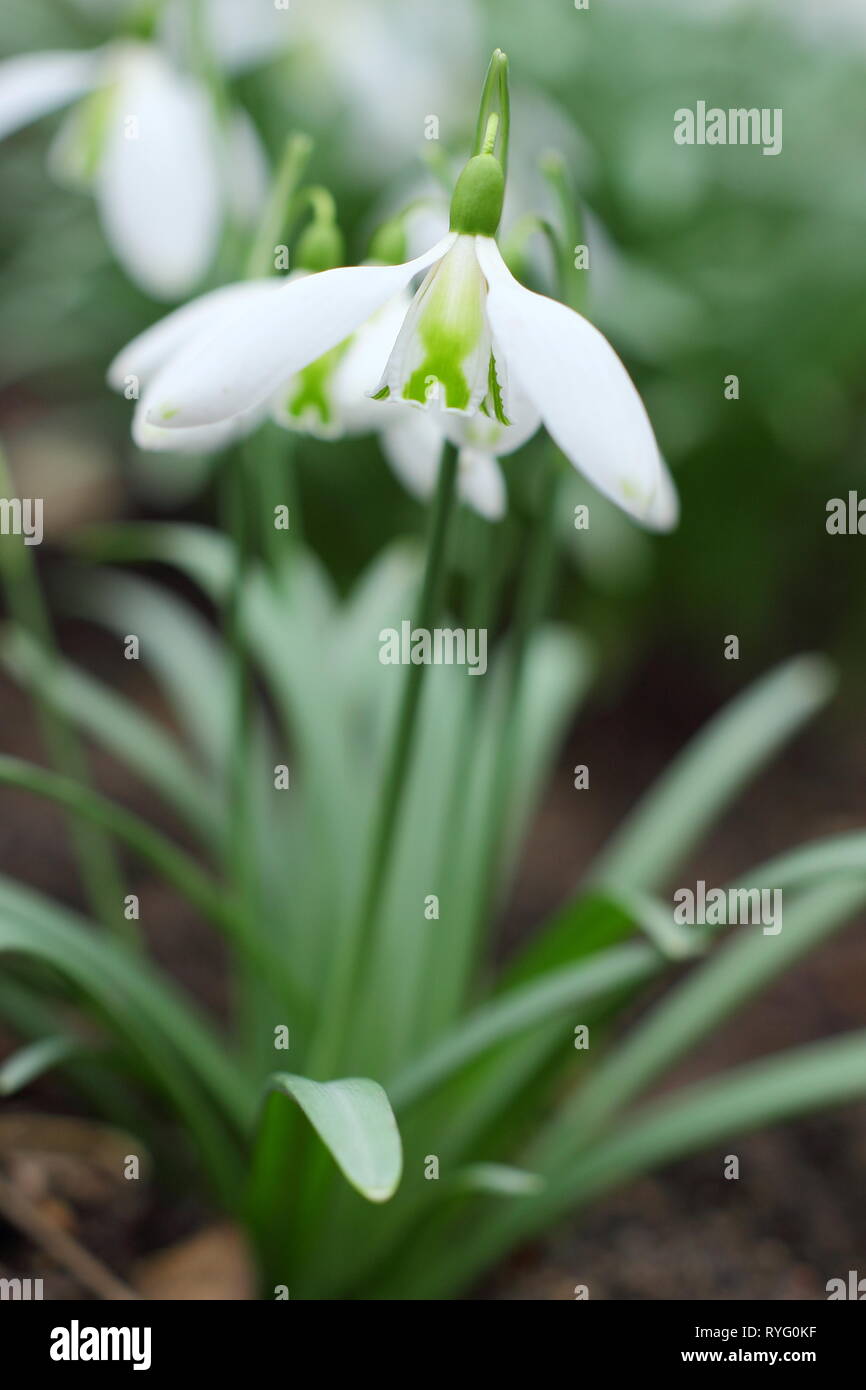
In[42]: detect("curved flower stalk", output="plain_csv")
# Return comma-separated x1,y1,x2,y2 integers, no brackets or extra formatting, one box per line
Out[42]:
126,53,677,530
0,39,264,299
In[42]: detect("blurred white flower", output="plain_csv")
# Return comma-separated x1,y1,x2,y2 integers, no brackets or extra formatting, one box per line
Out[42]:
0,40,266,299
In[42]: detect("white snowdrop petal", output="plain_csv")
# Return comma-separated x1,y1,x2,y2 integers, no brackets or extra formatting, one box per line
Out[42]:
224,106,269,225
0,50,99,140
439,377,541,459
379,407,445,502
145,233,457,429
333,291,413,434
97,48,222,300
476,235,664,527
645,456,680,533
107,279,280,392
458,448,507,521
132,397,267,454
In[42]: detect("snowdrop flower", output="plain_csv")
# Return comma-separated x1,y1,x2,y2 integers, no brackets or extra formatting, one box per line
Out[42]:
126,52,677,529
0,40,263,299
110,265,523,524
108,246,460,504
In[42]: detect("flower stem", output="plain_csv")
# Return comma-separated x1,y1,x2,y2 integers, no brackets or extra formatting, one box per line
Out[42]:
474,449,560,929
244,133,313,281
311,441,460,1079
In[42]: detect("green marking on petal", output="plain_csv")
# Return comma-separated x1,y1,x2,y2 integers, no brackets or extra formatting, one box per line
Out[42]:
285,340,349,430
160,406,178,421
401,241,486,411
372,385,391,401
404,363,470,411
487,354,510,426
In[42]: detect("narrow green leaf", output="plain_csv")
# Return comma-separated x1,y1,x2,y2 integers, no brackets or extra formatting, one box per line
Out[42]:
398,1030,866,1300
0,1035,80,1095
455,1163,544,1196
590,655,835,891
0,876,250,1200
1,626,219,844
389,941,656,1109
535,875,866,1166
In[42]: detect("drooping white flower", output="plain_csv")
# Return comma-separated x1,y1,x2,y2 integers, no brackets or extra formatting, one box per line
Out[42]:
0,40,264,299
108,271,492,511
136,216,675,527
119,46,677,529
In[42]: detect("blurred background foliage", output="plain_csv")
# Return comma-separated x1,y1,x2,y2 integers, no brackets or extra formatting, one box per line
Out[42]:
1,0,865,696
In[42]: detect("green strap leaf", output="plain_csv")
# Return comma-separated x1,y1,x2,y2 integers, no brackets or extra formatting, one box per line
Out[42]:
534,875,866,1168
455,1163,544,1197
399,1030,866,1301
0,1036,81,1096
389,941,655,1109
264,1074,403,1203
590,655,835,892
1,626,219,844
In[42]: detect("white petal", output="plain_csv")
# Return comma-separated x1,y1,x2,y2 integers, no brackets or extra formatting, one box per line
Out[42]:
476,236,664,527
145,233,457,429
379,407,444,502
132,397,267,454
0,50,99,140
645,456,680,533
224,106,269,226
457,448,507,521
96,46,222,299
107,278,279,392
439,378,540,459
333,291,413,434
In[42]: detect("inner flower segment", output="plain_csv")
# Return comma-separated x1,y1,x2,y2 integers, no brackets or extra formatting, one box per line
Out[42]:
377,235,493,415
277,339,350,437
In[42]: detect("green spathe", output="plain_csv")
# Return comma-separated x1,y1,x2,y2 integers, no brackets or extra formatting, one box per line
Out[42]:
450,153,505,237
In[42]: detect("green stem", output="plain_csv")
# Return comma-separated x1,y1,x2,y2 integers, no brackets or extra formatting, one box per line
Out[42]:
310,442,461,1080
244,133,313,281
0,449,129,940
475,451,560,929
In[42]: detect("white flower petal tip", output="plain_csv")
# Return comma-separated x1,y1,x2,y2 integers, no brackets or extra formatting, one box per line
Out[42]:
132,396,266,455
107,279,279,393
458,448,507,521
144,234,457,430
0,49,100,141
474,236,666,530
644,458,680,533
